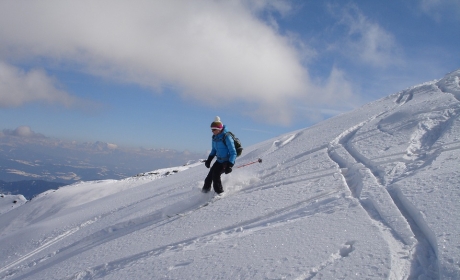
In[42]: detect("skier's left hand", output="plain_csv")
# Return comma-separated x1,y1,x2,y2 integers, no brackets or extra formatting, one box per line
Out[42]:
204,156,213,168
224,162,234,174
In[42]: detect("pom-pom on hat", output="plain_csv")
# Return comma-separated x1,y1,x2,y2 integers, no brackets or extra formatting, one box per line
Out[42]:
210,116,223,130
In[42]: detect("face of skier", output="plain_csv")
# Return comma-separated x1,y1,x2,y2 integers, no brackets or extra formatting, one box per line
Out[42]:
211,129,221,135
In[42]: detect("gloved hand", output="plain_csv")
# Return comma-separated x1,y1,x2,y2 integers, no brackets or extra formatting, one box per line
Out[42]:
224,162,234,174
205,156,214,168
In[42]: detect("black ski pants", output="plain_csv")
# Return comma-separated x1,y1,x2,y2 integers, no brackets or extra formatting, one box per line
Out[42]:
203,161,225,194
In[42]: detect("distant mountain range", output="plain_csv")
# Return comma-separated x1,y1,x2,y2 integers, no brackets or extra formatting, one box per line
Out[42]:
0,128,204,197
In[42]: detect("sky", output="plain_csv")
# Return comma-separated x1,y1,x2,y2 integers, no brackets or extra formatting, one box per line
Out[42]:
0,0,459,153
1,70,459,279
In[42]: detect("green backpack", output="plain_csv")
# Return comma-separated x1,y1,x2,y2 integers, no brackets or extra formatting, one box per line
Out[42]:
223,131,243,157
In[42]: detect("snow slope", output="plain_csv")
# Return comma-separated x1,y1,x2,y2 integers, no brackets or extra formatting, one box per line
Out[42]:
0,70,459,279
0,194,26,215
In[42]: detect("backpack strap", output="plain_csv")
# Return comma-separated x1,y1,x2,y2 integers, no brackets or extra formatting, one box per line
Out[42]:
222,132,228,148
212,133,229,144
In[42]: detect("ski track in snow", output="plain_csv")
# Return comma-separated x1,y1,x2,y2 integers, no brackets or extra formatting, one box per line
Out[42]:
333,78,460,278
0,227,79,276
0,179,207,279
65,187,344,279
0,192,212,279
326,105,441,279
295,241,356,280
321,77,459,279
327,118,413,279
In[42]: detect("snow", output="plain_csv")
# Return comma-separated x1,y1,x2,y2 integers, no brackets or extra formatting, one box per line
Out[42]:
0,70,459,279
0,194,26,215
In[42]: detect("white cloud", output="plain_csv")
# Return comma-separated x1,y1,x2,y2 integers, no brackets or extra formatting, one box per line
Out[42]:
0,62,77,108
14,126,34,137
0,0,357,124
316,67,356,105
419,0,460,21
334,4,402,68
296,67,359,121
3,126,45,138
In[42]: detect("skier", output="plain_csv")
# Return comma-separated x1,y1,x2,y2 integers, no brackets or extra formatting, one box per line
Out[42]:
202,116,237,194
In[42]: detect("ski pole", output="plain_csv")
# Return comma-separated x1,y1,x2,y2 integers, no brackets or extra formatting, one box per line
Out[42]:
236,158,262,168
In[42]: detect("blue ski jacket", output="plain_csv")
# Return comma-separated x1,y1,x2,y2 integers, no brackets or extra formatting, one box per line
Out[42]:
209,126,237,165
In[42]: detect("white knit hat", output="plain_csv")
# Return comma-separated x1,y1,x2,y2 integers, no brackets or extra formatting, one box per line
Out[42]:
210,116,223,130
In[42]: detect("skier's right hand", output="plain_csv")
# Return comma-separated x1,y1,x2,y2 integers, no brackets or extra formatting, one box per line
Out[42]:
204,156,213,168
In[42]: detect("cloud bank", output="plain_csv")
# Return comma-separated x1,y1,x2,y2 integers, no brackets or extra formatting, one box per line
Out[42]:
0,62,76,108
0,0,359,124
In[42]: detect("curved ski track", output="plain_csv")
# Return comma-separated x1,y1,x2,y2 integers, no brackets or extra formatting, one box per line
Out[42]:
326,110,440,279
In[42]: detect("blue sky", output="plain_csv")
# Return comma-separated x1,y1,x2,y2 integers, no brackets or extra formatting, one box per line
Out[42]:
0,0,459,154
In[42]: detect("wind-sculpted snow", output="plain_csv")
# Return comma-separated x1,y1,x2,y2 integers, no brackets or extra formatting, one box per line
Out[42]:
0,70,459,279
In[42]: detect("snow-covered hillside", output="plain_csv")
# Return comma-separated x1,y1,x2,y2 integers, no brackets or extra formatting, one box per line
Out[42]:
0,194,26,215
0,70,459,279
